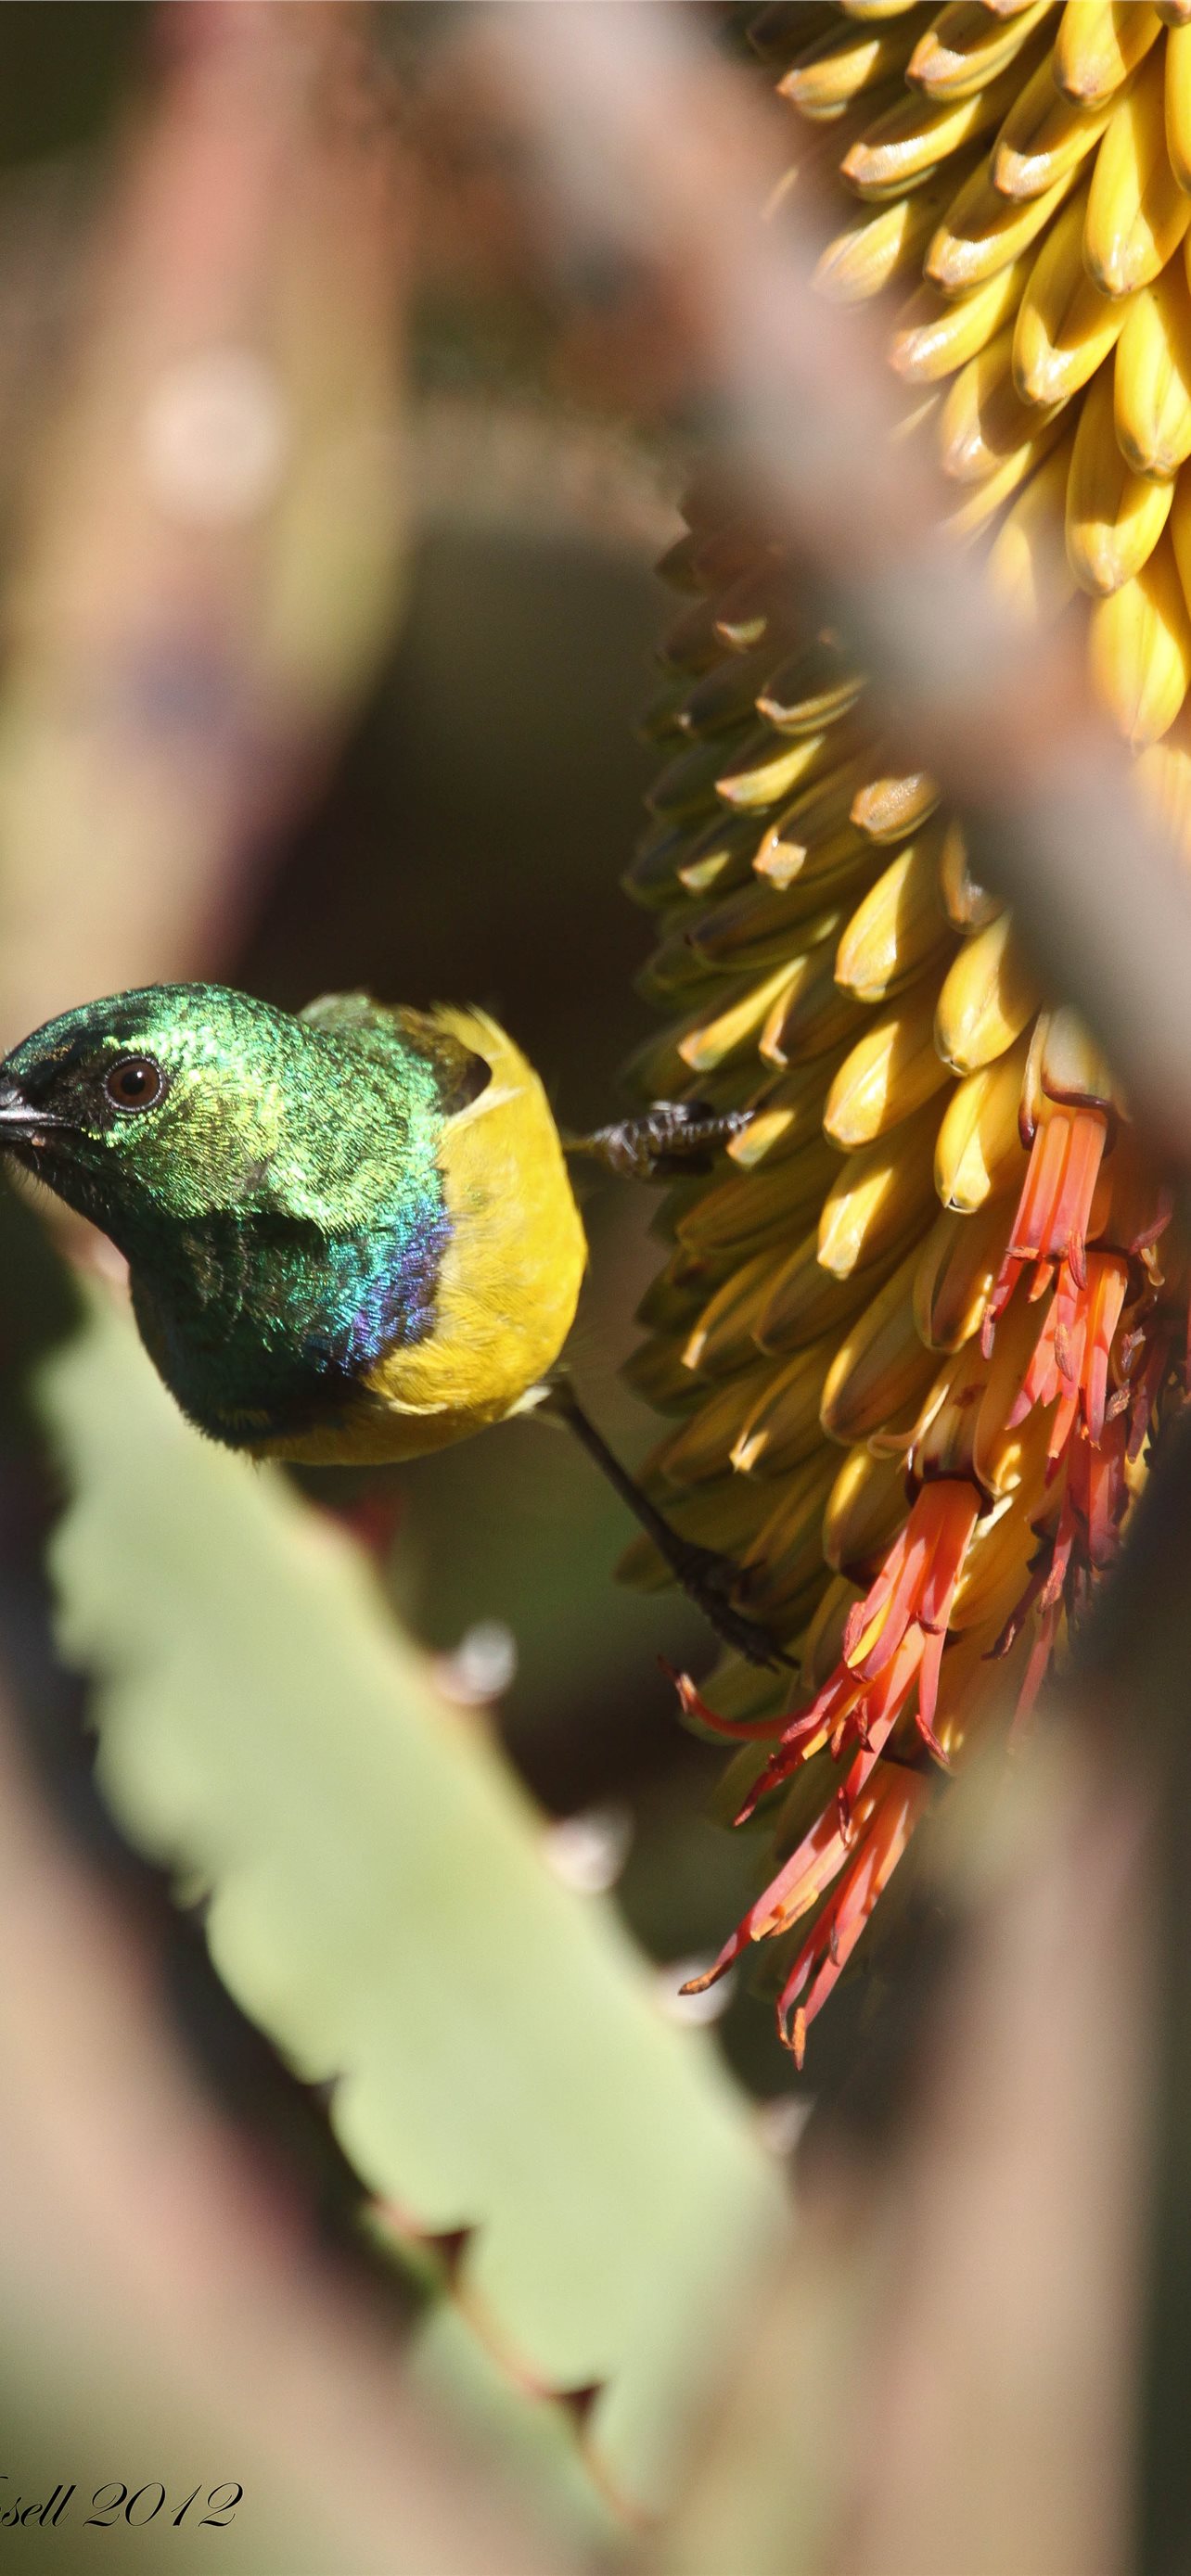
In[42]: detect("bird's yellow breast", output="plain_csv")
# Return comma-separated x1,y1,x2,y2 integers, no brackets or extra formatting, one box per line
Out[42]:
279,1008,587,1465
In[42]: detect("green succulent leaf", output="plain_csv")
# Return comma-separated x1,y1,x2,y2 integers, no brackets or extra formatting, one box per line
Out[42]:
37,1286,785,2517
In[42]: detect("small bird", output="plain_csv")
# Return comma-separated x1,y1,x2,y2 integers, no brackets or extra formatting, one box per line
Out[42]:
0,981,775,1661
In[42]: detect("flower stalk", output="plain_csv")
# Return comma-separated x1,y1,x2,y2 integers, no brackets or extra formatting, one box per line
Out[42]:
625,0,1191,2058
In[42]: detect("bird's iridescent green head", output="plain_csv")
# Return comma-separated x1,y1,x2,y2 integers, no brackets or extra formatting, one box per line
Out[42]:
0,983,431,1240
0,981,473,1447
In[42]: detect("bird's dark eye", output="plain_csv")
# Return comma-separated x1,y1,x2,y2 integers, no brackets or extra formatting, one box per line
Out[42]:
103,1055,166,1113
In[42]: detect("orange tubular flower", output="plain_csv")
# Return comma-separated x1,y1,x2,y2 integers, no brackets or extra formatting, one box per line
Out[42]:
624,0,1191,2061
775,1769,929,2070
685,1764,929,2070
982,1103,1111,1340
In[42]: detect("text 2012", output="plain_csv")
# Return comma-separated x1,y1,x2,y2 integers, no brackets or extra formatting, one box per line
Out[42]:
0,2480,242,2530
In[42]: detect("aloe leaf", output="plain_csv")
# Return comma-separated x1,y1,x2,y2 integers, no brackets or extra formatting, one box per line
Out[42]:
36,1288,785,2517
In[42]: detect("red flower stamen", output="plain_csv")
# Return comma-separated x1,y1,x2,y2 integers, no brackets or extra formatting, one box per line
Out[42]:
679,1777,891,1999
1068,1409,1131,1570
660,1660,788,1742
838,1623,928,1821
728,1480,977,1828
1008,1250,1130,1460
1129,1323,1174,1464
776,1767,930,2065
846,1479,980,1677
1008,1596,1063,1750
982,1106,1110,1355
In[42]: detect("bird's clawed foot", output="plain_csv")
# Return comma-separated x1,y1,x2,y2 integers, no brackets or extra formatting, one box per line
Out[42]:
545,1377,788,1666
669,1539,788,1669
565,1098,751,1182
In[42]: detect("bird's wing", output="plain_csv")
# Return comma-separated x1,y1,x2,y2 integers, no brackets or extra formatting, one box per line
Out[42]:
299,989,378,1037
299,990,491,1116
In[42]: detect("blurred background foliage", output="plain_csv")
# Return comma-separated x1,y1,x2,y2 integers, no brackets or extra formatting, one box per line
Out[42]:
38,1281,783,2523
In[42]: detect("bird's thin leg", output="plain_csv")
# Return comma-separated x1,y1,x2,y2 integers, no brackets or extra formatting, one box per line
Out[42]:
539,1379,788,1669
563,1099,752,1181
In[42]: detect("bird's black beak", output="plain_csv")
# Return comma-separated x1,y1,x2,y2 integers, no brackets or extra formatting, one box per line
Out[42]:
0,1078,69,1143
